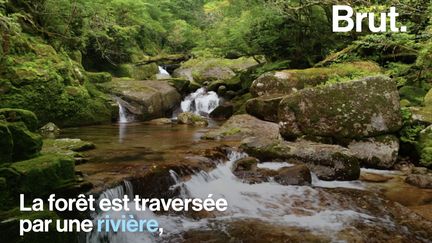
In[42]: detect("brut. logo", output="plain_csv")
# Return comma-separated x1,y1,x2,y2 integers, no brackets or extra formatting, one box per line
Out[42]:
332,5,407,33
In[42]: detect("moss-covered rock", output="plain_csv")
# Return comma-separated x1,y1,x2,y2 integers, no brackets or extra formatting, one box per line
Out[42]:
42,138,95,155
203,114,280,141
177,112,208,126
86,71,112,83
9,154,75,197
0,34,112,127
116,63,158,80
7,122,42,162
240,137,360,181
250,61,381,97
416,125,432,167
173,57,258,84
231,93,253,115
0,108,38,132
278,76,403,139
0,122,13,163
245,95,284,122
399,86,427,106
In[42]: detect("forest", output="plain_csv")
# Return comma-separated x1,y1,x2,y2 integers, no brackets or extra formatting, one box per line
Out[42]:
1,0,432,242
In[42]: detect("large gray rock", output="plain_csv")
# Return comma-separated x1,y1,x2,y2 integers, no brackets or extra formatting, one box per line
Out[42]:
348,135,399,169
203,114,280,141
278,76,403,139
250,61,381,97
98,79,181,121
241,137,360,181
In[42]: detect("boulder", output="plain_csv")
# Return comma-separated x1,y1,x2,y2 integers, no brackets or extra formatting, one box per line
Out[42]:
0,108,38,131
241,137,360,181
177,112,208,126
145,118,173,125
98,79,181,121
173,57,257,84
9,154,76,196
348,135,399,169
40,122,60,138
209,103,234,120
245,95,283,122
232,157,259,172
405,174,432,189
8,122,43,162
43,138,95,153
274,164,311,186
250,61,381,97
203,114,280,141
0,122,13,163
279,76,403,139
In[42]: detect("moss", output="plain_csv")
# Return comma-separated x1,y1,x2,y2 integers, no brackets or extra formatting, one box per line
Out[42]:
0,121,13,163
221,127,242,136
399,85,427,106
0,34,112,127
86,71,112,83
232,93,252,114
10,153,76,196
0,108,39,131
7,122,43,162
116,63,158,80
42,138,95,155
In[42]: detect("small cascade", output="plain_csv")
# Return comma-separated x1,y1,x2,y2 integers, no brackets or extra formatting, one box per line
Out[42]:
178,87,220,116
116,98,134,124
156,66,171,79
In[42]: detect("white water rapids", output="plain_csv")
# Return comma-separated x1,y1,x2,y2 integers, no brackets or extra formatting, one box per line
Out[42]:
179,88,220,116
84,151,393,243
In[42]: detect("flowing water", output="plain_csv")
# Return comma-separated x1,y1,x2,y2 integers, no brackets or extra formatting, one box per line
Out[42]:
59,120,432,242
156,66,172,80
179,88,220,116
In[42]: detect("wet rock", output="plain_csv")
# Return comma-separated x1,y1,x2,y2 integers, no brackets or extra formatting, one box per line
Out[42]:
245,95,284,122
203,114,280,140
232,157,259,172
360,172,392,183
411,167,429,175
274,164,311,186
250,61,381,97
177,112,208,126
241,137,360,181
98,79,181,121
217,85,227,95
145,118,172,125
209,103,234,120
348,135,399,169
405,174,432,189
279,75,403,139
42,138,95,154
39,122,60,138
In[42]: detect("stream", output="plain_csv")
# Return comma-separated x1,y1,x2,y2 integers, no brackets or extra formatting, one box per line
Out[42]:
56,88,432,243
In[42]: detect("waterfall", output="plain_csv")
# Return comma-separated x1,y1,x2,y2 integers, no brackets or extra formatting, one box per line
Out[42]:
156,66,171,79
116,99,134,124
179,87,220,116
